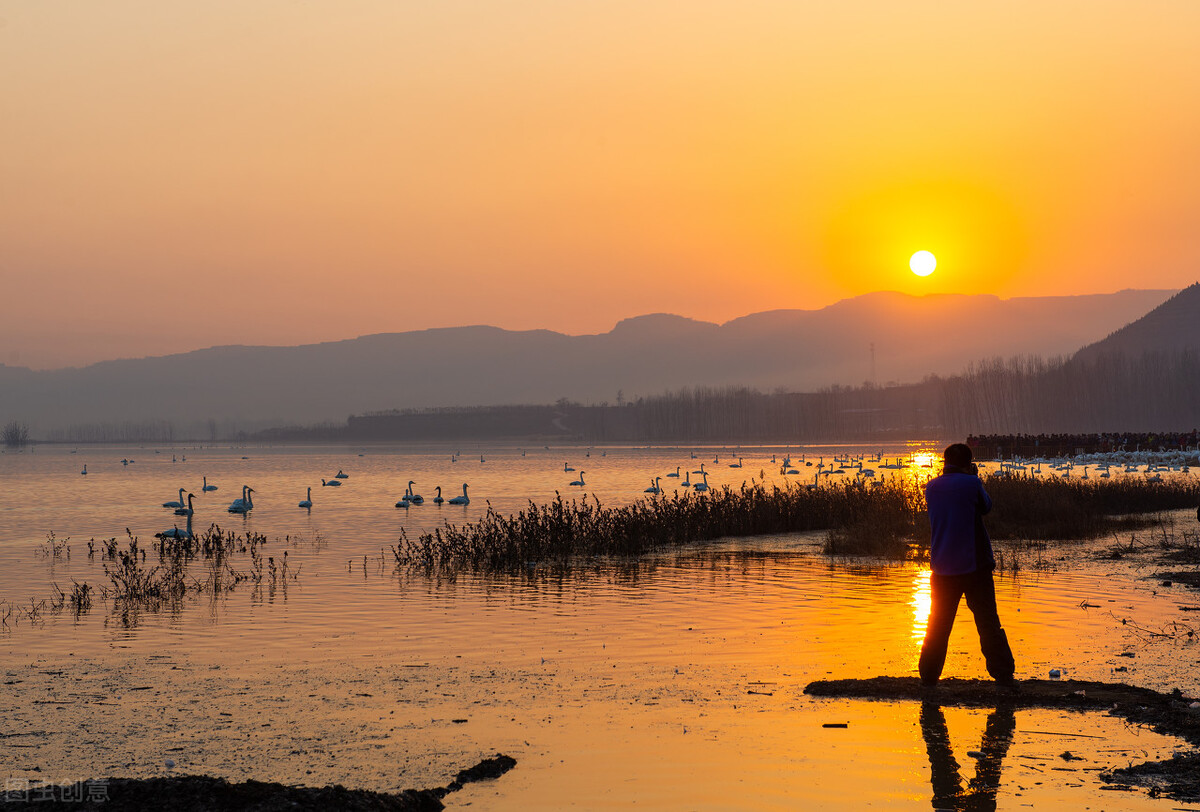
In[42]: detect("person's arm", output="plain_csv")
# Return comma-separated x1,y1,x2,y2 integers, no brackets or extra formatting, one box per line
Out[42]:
977,482,992,515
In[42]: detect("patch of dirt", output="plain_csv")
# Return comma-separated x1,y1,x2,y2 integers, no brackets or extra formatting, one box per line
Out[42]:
1154,571,1200,589
0,754,516,811
805,676,1200,801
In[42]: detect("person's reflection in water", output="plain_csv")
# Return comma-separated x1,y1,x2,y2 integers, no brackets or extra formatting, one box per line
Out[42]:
920,700,1017,811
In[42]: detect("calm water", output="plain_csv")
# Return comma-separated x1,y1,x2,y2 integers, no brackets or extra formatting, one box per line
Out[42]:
1,442,1197,809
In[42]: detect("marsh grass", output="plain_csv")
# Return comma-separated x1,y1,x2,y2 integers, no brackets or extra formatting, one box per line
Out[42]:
393,479,927,572
983,474,1200,540
393,474,1200,572
101,525,297,622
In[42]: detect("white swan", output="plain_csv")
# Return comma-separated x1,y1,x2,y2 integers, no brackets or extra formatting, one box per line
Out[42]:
81,464,87,475
564,462,575,472
162,488,186,509
394,496,410,508
692,463,706,474
299,487,313,509
644,477,662,494
156,510,193,540
569,471,585,487
728,458,743,468
666,466,680,478
322,478,342,487
406,481,424,504
202,477,218,492
228,486,254,513
693,471,710,492
174,492,196,517
448,483,470,505
335,469,349,479
433,486,444,505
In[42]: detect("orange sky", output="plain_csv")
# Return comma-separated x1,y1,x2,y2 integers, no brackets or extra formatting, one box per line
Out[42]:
2,1,1198,369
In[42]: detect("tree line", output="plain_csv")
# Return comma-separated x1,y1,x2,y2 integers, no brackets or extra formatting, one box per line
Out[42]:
7,349,1197,444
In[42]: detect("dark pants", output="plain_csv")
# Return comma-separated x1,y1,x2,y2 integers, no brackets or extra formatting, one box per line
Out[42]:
919,570,1015,684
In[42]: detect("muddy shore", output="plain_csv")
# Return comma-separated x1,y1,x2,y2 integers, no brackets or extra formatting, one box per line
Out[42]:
0,754,516,811
805,676,1200,801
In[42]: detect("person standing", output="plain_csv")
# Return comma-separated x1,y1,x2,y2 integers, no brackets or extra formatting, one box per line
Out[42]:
919,443,1016,690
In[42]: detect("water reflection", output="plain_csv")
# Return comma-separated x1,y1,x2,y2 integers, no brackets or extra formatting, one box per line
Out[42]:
911,567,932,642
920,701,1016,811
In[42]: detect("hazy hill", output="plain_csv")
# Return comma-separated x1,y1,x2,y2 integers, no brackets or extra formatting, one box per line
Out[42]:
1073,283,1200,362
0,289,1176,435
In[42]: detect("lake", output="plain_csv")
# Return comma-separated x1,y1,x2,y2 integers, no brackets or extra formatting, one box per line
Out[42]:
1,442,1196,809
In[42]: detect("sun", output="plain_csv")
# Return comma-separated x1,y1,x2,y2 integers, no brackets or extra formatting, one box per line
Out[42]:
909,250,936,277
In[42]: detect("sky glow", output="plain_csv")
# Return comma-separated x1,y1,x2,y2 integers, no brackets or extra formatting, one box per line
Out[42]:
1,2,1198,368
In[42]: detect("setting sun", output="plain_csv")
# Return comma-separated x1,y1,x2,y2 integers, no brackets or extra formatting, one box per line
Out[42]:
910,250,937,277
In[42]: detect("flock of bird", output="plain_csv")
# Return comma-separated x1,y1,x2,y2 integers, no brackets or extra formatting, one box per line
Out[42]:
151,469,472,540
113,446,1196,541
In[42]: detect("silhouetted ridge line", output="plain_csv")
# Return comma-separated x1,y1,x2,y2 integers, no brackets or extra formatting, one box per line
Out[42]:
1074,282,1200,362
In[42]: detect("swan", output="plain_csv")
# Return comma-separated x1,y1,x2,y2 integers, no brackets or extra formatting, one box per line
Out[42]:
681,472,691,487
564,462,575,472
156,511,193,540
174,492,196,517
162,488,186,509
569,471,585,487
433,486,444,505
394,496,410,508
299,487,313,509
81,464,87,475
202,477,218,492
227,485,249,511
228,486,254,513
692,463,706,474
406,481,424,504
644,477,662,494
693,471,710,492
728,458,743,468
666,466,680,478
448,483,470,505
335,469,349,479
322,478,342,487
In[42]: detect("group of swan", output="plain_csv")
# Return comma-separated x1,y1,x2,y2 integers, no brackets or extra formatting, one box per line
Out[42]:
228,486,255,513
396,481,469,507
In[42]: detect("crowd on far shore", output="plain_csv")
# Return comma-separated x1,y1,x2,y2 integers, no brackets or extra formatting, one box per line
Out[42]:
968,431,1200,458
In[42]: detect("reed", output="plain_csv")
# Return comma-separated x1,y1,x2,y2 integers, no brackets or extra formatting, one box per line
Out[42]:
102,525,294,618
983,473,1200,540
393,474,1200,572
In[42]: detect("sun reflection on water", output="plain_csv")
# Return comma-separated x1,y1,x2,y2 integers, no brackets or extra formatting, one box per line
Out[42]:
911,567,932,644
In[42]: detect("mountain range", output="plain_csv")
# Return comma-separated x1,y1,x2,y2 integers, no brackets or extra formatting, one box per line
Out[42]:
0,289,1180,435
1073,282,1200,362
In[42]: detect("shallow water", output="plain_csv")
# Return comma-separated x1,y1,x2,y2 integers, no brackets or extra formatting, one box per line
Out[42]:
1,443,1198,809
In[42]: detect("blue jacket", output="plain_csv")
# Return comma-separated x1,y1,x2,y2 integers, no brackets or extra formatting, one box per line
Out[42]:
925,467,994,576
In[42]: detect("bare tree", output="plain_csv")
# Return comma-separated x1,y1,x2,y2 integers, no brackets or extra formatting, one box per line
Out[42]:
2,421,30,448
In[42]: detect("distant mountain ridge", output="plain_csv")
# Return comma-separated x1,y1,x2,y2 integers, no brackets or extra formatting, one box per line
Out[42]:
1073,282,1200,362
0,289,1178,435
